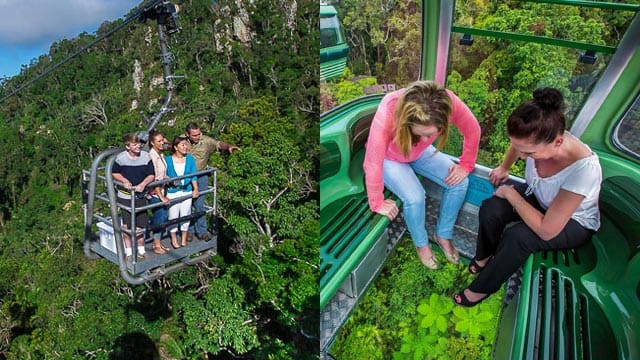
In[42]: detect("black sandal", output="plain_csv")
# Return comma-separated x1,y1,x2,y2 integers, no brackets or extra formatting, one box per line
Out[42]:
453,289,488,307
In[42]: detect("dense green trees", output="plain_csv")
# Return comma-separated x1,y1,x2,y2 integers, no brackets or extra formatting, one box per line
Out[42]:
445,1,617,169
338,0,421,84
328,0,635,172
0,0,318,358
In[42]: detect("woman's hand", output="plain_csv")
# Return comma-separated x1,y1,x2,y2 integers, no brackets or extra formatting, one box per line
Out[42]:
160,197,170,205
376,199,399,220
192,188,199,199
444,164,469,186
489,166,510,186
494,184,518,201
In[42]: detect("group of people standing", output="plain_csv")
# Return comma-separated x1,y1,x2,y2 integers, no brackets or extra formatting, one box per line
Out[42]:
111,123,241,259
363,80,602,307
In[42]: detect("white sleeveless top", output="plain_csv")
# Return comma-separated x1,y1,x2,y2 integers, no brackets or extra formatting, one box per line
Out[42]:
524,150,602,231
167,161,190,199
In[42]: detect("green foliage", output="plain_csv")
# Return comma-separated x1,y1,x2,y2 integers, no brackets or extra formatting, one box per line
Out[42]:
0,0,318,358
223,97,318,246
418,294,455,334
330,72,378,105
331,324,385,360
445,336,493,360
452,302,496,339
174,275,259,356
384,0,422,86
320,81,337,113
339,0,390,75
394,284,499,360
332,239,503,360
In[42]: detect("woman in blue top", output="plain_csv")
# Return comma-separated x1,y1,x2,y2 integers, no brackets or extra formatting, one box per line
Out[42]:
165,136,199,248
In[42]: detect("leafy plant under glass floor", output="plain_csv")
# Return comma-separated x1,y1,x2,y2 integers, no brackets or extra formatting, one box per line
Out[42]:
329,235,504,360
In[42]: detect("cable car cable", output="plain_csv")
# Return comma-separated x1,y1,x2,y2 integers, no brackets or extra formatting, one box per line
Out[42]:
0,0,164,105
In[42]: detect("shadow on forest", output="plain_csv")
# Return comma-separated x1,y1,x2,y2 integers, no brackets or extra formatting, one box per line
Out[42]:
126,283,173,322
298,294,320,347
255,293,320,356
110,332,159,360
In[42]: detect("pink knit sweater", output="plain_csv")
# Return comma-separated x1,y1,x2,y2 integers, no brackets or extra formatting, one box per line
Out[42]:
363,88,481,212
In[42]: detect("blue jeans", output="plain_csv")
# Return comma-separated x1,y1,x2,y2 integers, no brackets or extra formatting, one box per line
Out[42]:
149,196,168,240
189,175,209,236
383,145,468,247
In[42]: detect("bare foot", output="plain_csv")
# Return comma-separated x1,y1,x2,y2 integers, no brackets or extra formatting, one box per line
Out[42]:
475,256,492,267
463,288,487,303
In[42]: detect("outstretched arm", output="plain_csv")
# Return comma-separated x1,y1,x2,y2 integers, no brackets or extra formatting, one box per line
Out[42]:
363,113,394,212
448,90,481,175
446,90,480,186
220,141,242,153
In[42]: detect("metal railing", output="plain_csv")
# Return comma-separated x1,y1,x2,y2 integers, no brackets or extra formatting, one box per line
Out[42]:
82,147,218,284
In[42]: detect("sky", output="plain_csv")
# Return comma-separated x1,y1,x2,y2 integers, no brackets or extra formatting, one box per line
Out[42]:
0,0,141,79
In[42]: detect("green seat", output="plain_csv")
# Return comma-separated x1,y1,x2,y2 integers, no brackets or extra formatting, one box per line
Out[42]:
497,244,614,360
319,190,397,309
580,176,640,359
320,103,387,309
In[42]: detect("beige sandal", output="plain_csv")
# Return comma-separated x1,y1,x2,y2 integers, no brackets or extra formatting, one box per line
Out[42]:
152,245,168,255
421,255,439,270
417,246,439,270
434,236,460,265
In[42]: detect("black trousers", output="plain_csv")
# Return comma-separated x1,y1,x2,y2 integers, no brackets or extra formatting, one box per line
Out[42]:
469,183,594,294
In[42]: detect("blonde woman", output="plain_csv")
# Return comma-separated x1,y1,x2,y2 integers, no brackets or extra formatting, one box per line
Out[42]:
363,80,481,269
148,130,171,254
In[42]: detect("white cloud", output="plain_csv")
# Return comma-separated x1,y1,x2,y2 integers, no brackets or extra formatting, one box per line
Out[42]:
0,0,140,46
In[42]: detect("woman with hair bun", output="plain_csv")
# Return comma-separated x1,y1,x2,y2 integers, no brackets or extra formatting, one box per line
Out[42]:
454,88,602,307
363,80,481,269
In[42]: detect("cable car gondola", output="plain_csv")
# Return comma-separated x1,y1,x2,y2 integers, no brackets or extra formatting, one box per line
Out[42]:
82,0,219,285
320,1,349,81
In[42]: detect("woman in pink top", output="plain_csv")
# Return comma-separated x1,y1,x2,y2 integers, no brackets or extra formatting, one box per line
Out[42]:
363,80,481,269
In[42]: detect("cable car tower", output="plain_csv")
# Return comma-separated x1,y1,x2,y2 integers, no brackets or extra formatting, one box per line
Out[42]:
82,1,218,284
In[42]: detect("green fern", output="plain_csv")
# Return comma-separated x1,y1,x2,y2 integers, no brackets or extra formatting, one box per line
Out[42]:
417,293,455,334
451,294,502,341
